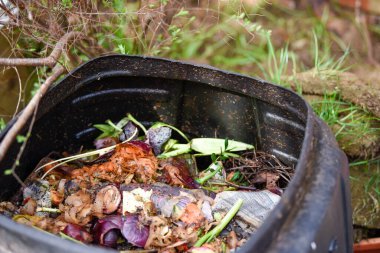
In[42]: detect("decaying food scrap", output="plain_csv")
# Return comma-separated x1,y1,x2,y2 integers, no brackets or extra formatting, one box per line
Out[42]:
0,115,294,252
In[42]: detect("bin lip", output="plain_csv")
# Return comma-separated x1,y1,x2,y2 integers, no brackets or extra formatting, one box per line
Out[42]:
0,215,117,253
0,55,333,251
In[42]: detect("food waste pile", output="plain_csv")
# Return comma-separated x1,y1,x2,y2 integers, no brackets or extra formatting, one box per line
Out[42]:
0,114,294,253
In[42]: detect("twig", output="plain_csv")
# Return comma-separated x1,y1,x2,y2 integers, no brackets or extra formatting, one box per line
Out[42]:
0,31,81,67
0,31,81,169
12,66,22,118
224,180,257,191
0,1,18,23
0,64,65,164
8,101,37,188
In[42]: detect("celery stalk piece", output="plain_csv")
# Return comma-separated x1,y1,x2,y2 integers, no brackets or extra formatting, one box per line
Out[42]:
194,199,243,247
196,161,223,185
190,138,254,155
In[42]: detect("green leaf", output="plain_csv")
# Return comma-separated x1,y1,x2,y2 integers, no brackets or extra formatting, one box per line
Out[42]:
163,139,179,152
190,138,254,155
93,117,128,139
173,8,189,18
0,118,6,131
224,139,229,150
93,124,114,133
97,132,111,140
211,153,217,163
366,175,378,193
118,44,126,54
157,144,191,159
61,0,72,8
16,135,27,143
4,169,12,175
116,117,129,129
222,152,240,158
105,120,123,132
127,114,147,134
231,171,241,182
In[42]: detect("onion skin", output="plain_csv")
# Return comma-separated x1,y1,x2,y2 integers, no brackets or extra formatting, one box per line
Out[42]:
94,185,121,215
146,127,172,155
93,215,149,248
119,122,139,142
121,214,149,248
129,141,152,154
64,180,81,196
94,137,118,149
63,223,93,243
102,229,119,248
93,215,123,247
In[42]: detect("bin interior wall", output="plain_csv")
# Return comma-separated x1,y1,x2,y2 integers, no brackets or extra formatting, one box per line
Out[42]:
0,75,305,201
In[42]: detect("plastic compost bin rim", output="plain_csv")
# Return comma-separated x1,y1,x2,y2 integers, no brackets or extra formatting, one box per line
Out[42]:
0,55,343,253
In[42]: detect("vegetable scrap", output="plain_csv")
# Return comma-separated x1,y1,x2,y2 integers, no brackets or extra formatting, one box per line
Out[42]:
0,114,294,252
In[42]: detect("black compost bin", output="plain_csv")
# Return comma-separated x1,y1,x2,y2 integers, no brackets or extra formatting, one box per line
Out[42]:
0,55,352,253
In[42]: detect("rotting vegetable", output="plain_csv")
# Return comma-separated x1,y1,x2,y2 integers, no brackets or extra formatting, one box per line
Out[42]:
0,114,294,252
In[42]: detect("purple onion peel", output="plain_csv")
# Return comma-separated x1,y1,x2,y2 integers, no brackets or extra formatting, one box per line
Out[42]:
93,215,123,247
121,215,149,248
63,224,92,243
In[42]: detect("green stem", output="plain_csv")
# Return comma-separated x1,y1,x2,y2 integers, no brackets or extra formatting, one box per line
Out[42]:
196,161,223,185
194,199,243,247
127,113,147,134
106,119,123,132
157,145,192,159
116,117,130,129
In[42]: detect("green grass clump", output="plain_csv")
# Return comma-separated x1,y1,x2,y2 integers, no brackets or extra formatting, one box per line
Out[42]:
0,118,6,132
312,92,380,149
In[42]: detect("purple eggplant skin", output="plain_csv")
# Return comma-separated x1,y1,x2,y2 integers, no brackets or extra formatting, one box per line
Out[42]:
121,214,149,248
146,127,172,155
119,122,139,142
